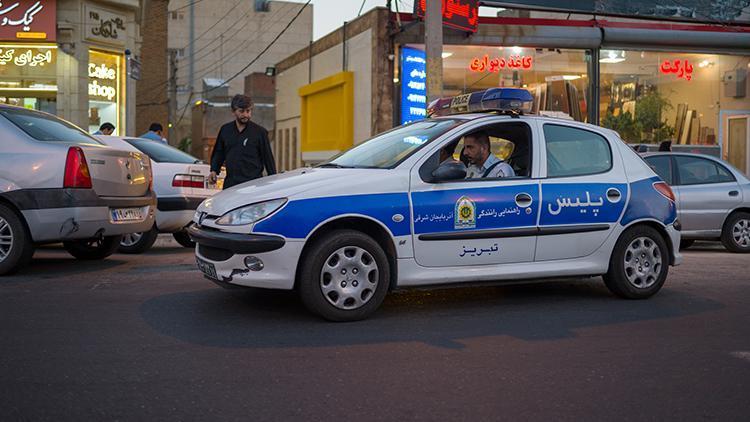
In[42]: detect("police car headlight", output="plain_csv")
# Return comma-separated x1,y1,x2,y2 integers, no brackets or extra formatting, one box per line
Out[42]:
215,199,287,226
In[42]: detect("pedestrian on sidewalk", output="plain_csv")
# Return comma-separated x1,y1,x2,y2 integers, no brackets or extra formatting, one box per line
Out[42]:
209,94,276,189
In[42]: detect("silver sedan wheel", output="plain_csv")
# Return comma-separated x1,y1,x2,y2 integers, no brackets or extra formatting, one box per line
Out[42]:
121,232,143,247
0,216,12,263
320,246,379,310
732,218,750,248
623,236,662,289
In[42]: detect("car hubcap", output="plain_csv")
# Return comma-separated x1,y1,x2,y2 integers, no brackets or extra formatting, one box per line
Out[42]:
320,246,379,310
121,232,143,247
0,216,13,263
623,236,662,289
732,219,750,248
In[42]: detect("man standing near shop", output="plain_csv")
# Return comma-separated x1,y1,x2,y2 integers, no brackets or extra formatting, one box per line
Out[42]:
209,94,276,189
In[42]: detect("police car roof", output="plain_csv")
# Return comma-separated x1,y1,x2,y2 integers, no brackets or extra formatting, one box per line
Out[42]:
430,113,621,138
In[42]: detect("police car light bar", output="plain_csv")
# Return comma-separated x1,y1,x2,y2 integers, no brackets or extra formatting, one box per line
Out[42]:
427,88,534,118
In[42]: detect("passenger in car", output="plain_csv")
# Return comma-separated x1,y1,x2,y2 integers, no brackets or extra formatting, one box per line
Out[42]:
439,140,464,168
463,131,515,179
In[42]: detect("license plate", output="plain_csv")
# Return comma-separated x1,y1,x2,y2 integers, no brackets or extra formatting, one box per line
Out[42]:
111,208,144,222
196,257,218,280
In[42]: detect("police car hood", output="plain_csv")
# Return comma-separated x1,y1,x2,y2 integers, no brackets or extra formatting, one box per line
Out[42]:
198,167,404,216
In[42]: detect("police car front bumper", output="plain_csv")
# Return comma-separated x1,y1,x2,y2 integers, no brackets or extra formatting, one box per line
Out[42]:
666,222,682,266
189,225,302,289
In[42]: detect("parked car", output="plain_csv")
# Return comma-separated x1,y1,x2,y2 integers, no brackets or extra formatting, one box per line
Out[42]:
95,136,220,253
189,88,682,321
643,152,750,252
0,105,155,275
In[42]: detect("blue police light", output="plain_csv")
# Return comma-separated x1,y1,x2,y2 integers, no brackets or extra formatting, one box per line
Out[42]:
427,88,534,117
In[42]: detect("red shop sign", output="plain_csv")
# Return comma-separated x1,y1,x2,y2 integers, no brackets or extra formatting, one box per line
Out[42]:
659,59,693,81
0,1,57,42
414,0,479,33
469,55,533,73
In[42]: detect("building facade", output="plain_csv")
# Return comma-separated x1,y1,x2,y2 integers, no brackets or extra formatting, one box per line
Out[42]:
274,7,750,176
167,0,313,145
0,0,144,136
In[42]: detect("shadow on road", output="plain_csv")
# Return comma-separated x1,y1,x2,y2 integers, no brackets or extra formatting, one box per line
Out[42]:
139,279,723,349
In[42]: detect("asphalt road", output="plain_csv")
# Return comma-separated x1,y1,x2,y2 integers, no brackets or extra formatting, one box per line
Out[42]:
1,238,749,421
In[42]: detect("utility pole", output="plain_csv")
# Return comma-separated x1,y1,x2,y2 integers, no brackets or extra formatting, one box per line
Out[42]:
425,0,443,103
168,49,178,145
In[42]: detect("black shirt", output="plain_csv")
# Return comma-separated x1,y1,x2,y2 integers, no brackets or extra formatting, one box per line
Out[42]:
210,120,277,189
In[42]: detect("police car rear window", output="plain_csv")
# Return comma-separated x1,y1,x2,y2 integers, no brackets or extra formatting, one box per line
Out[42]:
325,119,462,169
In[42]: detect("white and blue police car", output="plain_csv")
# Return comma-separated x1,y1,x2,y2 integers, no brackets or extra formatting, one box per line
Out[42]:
189,88,682,321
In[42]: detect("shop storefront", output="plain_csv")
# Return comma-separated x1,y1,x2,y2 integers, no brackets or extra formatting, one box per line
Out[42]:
0,1,139,135
395,16,750,174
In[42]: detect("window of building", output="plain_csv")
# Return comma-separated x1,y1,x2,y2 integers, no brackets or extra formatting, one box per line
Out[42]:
599,50,750,148
403,44,590,123
543,124,612,177
0,44,58,113
88,49,124,135
674,155,735,185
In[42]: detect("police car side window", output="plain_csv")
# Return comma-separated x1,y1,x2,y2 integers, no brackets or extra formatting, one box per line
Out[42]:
544,124,612,178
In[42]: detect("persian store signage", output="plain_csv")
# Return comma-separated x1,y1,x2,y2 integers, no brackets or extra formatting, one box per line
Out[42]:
414,0,479,33
84,4,126,46
469,55,533,73
0,47,53,67
659,59,693,81
0,1,57,41
89,61,118,100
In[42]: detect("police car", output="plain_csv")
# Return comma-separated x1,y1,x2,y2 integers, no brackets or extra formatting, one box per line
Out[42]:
189,88,682,321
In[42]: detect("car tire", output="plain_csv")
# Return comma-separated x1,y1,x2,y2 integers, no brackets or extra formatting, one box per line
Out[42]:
173,229,196,248
298,229,390,322
721,212,750,253
679,239,695,250
0,203,34,276
63,236,122,260
603,225,669,299
118,227,159,254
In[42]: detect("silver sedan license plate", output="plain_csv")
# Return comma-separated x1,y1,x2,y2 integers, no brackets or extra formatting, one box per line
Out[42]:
196,257,218,280
111,208,143,222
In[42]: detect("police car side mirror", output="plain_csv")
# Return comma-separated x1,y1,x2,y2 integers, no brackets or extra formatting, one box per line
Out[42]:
431,161,467,182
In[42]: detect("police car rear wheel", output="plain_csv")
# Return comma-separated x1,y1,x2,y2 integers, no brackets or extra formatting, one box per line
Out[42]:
604,226,669,299
299,230,389,321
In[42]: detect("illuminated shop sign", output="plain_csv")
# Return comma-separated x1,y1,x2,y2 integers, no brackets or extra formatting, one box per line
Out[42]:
469,55,533,73
0,46,52,66
659,59,693,81
414,0,479,33
400,47,427,125
88,52,121,101
0,1,56,41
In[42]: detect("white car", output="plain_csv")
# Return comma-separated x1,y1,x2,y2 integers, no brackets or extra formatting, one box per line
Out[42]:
96,136,219,253
190,88,682,321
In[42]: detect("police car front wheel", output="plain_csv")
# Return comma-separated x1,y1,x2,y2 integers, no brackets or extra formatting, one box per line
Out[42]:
299,229,390,322
603,226,669,299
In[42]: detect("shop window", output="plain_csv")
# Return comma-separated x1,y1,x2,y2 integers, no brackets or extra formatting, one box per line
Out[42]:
543,124,612,178
0,44,57,113
599,50,750,148
88,50,124,135
403,45,590,123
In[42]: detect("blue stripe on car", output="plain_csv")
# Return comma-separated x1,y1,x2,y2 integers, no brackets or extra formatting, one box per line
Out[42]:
253,193,411,239
620,176,676,226
539,183,628,226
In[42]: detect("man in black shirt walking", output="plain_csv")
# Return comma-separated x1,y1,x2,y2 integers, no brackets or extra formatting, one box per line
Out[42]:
209,94,277,189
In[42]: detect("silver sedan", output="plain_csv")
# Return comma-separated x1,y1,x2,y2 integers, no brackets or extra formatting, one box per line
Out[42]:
643,152,750,252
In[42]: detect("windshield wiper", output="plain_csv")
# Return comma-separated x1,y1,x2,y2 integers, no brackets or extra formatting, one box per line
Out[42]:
317,163,352,168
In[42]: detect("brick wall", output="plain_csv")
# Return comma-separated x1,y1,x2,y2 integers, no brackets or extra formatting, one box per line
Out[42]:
136,0,169,137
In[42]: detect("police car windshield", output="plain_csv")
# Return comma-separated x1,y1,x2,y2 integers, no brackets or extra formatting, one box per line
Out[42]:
323,119,462,169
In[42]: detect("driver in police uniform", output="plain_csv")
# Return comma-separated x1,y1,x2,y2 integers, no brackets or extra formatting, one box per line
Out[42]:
462,131,515,179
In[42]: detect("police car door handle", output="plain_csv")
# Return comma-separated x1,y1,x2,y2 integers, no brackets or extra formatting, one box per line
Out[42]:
607,188,622,203
729,190,739,197
515,193,533,208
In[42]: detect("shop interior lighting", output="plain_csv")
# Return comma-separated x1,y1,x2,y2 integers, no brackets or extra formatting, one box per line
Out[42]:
698,60,714,68
511,46,523,54
441,52,453,58
600,50,626,64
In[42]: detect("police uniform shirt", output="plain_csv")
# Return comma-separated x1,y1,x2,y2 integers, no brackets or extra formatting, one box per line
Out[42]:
210,120,277,189
466,154,515,179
